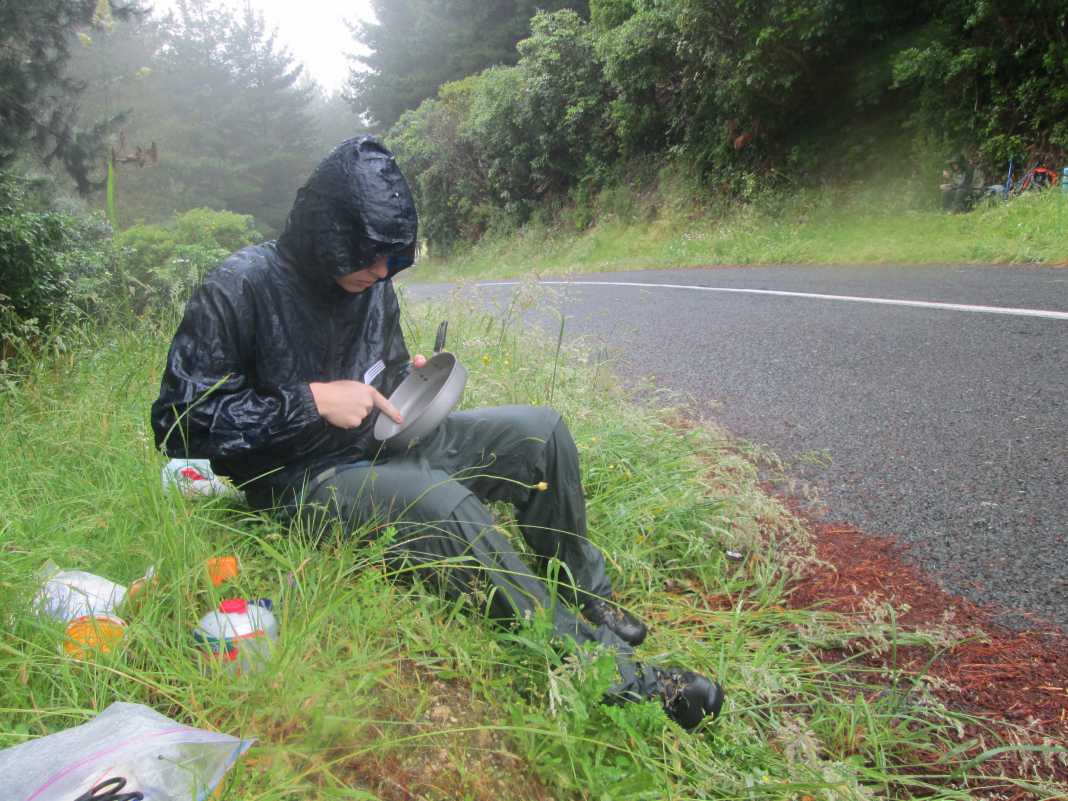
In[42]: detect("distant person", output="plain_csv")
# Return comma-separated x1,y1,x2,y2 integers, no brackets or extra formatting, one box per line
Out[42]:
941,153,981,212
150,136,724,730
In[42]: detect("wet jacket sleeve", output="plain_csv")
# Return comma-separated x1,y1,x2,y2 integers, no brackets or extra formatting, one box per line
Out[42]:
151,276,322,461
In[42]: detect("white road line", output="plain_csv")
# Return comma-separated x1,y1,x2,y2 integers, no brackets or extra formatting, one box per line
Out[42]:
476,280,1068,321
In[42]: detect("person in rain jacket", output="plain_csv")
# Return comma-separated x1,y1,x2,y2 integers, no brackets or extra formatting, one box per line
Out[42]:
151,136,723,730
940,153,982,212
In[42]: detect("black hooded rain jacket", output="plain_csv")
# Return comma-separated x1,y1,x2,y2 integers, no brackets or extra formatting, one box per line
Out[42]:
151,137,419,507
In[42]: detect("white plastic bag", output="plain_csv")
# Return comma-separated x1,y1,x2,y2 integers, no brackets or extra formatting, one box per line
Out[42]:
161,458,244,501
0,702,254,801
33,560,155,623
34,560,128,623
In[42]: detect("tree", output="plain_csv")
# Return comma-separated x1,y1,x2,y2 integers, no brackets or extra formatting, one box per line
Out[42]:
514,10,613,195
891,0,1068,164
592,0,680,157
347,0,590,130
590,0,932,171
0,0,142,194
390,10,612,251
68,0,322,232
387,0,1067,257
311,91,369,154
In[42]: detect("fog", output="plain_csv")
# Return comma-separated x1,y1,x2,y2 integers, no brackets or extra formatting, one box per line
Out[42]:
150,0,376,89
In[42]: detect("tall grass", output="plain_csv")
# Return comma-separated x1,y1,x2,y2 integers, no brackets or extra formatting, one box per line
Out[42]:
413,176,1068,282
1,295,1063,799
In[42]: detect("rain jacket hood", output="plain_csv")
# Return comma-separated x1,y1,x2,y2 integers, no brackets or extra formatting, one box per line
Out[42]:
278,136,418,289
151,137,418,507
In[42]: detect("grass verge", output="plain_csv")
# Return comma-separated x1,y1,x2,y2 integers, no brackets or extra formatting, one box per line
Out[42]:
1,296,1064,800
413,178,1068,282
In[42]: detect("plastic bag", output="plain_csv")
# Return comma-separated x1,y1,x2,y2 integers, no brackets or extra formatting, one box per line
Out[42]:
34,560,127,623
0,702,254,801
34,560,154,623
161,458,244,501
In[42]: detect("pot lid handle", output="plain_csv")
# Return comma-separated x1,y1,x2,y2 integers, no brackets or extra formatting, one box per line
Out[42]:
434,320,448,354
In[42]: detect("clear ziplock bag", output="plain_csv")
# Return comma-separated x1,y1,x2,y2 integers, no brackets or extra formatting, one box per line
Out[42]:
0,702,254,801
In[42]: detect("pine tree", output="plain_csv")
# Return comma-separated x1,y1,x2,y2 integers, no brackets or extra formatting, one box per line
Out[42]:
166,0,318,230
69,0,322,231
347,0,590,130
0,0,141,193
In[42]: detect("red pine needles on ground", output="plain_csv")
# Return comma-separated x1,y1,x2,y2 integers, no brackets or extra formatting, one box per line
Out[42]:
789,520,1068,794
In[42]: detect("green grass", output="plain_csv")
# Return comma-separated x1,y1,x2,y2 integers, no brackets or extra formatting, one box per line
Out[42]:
1,297,1064,800
412,179,1068,283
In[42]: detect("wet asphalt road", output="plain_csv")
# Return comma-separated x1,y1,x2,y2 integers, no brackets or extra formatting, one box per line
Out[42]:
404,265,1068,630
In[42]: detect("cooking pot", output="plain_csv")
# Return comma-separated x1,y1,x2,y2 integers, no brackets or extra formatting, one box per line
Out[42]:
373,321,467,451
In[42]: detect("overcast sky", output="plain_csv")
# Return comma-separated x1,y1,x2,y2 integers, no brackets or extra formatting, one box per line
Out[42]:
152,0,376,91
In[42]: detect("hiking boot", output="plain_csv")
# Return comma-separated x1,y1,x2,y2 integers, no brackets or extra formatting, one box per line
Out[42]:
652,667,724,731
583,598,647,646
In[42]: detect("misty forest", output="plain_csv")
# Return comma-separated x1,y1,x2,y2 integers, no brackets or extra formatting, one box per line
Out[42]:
4,0,1067,343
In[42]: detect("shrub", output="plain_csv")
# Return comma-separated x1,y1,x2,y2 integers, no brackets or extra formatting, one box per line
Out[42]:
0,200,75,325
0,172,114,362
114,208,261,311
391,10,614,254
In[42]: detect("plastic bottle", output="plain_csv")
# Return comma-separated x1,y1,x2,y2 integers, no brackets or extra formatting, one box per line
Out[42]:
193,598,278,675
1062,167,1068,195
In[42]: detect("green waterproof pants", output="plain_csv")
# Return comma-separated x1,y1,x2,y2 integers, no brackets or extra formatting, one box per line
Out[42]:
302,405,657,700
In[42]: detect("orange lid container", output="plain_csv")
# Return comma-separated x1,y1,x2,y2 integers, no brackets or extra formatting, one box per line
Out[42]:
64,614,126,659
205,556,239,587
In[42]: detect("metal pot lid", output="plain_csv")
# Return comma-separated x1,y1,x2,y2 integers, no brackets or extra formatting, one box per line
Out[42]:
373,351,465,443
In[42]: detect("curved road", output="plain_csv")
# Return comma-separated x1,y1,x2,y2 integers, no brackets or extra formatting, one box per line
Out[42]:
406,265,1068,630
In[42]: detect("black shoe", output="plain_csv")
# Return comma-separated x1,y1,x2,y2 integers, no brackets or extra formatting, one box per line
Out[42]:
653,667,724,731
583,598,648,646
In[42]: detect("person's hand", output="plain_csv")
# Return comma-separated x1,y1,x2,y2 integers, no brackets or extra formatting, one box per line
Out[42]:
309,380,402,429
412,354,427,369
